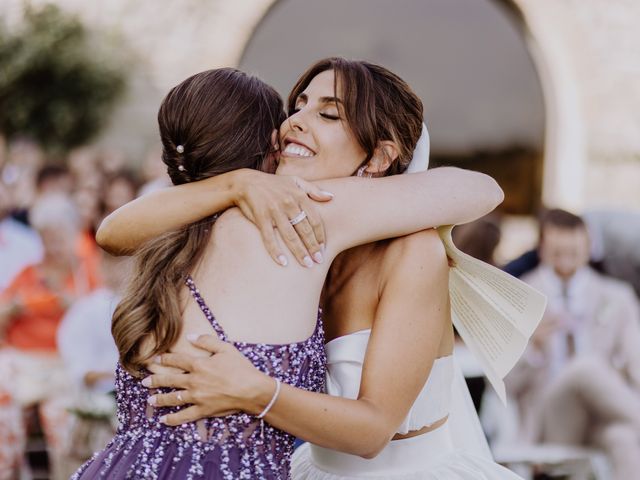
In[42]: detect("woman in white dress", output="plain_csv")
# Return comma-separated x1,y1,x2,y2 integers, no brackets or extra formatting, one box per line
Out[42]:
99,58,521,479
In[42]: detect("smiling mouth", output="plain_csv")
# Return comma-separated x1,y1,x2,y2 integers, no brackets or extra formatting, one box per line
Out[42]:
282,142,315,158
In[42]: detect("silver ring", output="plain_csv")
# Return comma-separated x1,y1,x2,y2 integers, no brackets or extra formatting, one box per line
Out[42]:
289,211,307,226
176,392,183,403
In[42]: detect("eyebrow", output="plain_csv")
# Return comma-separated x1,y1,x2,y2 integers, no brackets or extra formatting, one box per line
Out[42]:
296,93,343,105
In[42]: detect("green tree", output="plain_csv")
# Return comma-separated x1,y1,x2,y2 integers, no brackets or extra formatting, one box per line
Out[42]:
0,4,127,154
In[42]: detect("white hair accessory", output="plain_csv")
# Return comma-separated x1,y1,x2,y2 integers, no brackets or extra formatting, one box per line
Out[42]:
178,165,186,172
176,145,184,153
405,123,430,173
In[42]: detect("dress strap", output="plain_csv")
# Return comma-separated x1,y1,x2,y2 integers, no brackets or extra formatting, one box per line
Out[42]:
184,275,228,341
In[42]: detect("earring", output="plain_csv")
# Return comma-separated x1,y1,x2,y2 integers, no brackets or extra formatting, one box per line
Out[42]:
357,165,373,178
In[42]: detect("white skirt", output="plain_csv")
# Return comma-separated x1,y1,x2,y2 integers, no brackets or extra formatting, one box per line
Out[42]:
291,423,522,479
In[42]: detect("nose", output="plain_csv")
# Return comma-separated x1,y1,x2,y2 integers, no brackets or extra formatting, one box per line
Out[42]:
287,109,307,133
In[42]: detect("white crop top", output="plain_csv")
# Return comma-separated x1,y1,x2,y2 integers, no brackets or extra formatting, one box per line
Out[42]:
324,329,453,435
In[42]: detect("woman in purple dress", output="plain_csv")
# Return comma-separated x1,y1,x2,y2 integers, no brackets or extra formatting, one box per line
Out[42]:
75,65,502,479
73,68,326,480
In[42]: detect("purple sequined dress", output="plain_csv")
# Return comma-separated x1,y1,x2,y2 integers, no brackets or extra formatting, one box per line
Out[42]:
73,276,326,480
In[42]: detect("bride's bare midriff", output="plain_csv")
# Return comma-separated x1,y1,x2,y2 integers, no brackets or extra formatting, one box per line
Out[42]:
391,415,449,441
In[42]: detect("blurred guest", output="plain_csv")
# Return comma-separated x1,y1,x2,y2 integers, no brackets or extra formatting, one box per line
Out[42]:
68,147,105,217
67,147,99,182
74,186,102,237
35,165,73,197
11,164,73,226
0,193,99,389
0,194,100,477
73,184,104,287
55,253,131,476
97,149,127,177
0,181,43,292
5,139,46,214
507,209,640,480
100,170,139,217
57,252,131,393
502,249,539,278
501,208,633,281
453,214,501,265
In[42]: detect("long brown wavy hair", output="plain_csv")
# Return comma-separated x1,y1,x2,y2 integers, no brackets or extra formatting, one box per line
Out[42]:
113,68,285,375
288,58,424,177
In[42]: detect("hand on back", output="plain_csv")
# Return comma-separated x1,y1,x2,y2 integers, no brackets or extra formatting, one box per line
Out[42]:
142,335,266,425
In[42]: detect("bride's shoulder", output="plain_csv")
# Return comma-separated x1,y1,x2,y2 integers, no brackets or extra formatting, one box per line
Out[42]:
380,230,447,280
387,229,444,259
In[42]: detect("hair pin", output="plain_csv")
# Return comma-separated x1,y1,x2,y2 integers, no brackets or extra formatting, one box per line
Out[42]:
176,145,184,153
178,165,186,172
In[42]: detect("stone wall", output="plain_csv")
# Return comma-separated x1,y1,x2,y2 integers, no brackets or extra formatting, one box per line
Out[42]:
513,0,640,209
1,0,639,209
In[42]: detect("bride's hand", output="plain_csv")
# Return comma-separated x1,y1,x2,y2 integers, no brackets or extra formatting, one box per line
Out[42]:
232,169,333,267
142,335,272,425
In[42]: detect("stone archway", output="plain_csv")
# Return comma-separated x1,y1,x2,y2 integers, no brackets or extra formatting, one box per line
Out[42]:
502,0,586,210
230,0,586,212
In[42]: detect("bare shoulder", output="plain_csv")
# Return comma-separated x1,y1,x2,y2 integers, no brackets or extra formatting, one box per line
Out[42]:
213,207,253,232
385,229,446,264
210,207,261,247
216,207,245,223
381,229,447,281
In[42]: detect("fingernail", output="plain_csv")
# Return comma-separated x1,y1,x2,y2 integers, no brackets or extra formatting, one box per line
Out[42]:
277,255,288,266
186,333,199,343
141,377,152,387
153,355,162,364
147,395,157,406
321,191,335,198
159,415,167,424
313,251,323,263
303,256,313,268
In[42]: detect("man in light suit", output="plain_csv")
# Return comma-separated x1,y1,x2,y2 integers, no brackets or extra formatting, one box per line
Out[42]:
507,209,640,480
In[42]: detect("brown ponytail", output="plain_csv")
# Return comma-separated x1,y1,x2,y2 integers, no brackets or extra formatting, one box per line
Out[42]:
112,68,285,375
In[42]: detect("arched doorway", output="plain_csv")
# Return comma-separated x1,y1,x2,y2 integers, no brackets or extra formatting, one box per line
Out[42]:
239,0,547,214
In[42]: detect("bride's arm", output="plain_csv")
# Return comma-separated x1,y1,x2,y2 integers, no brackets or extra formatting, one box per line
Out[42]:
316,166,503,256
147,230,451,457
96,169,333,266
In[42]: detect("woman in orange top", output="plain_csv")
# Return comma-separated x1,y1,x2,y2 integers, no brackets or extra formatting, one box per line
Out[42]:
0,193,99,478
0,194,98,351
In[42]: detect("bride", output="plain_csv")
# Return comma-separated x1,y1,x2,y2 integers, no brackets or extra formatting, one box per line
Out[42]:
99,57,521,478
